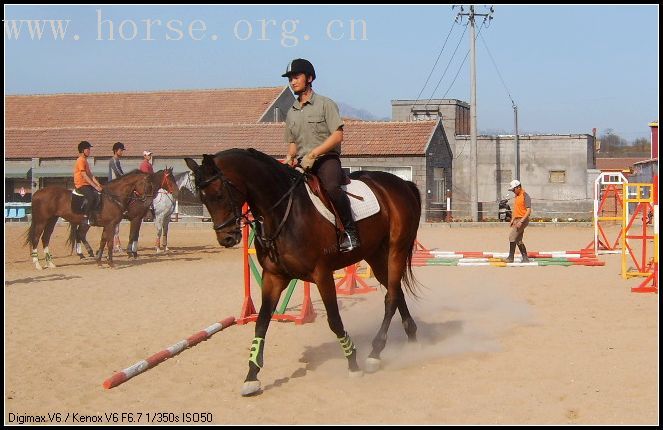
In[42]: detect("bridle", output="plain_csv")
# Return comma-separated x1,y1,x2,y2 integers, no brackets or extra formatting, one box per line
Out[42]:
197,171,251,232
196,169,304,246
104,175,153,209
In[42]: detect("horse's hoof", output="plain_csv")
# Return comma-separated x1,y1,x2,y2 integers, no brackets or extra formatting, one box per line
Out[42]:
156,248,161,254
365,357,381,374
349,369,364,378
34,263,43,271
47,262,57,269
241,380,262,397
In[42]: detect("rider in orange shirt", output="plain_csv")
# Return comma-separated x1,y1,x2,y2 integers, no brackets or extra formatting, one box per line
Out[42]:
74,141,103,224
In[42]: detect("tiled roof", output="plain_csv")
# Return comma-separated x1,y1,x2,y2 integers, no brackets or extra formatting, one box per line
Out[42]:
5,87,287,128
5,121,438,159
596,157,650,171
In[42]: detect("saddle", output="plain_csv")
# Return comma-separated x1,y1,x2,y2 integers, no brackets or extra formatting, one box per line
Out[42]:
304,172,379,229
71,189,102,215
305,173,350,231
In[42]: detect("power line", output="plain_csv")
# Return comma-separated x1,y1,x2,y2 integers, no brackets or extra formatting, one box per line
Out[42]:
423,23,468,110
441,20,489,99
479,31,514,106
412,22,459,109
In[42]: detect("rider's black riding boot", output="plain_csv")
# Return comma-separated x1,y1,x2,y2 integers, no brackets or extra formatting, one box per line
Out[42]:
518,242,530,263
329,188,360,253
505,241,517,263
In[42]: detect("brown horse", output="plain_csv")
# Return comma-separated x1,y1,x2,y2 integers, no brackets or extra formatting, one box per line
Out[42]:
185,148,422,396
66,168,177,261
124,167,178,258
25,170,154,269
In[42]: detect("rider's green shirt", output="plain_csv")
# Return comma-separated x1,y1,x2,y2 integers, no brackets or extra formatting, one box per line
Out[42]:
284,92,344,157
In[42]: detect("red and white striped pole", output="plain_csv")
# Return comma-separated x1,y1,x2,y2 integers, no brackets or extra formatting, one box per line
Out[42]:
103,316,236,389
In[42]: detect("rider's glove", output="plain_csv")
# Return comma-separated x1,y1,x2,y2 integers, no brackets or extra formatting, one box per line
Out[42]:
301,152,318,171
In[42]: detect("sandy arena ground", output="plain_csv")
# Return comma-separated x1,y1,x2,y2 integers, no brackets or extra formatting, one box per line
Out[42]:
4,221,658,425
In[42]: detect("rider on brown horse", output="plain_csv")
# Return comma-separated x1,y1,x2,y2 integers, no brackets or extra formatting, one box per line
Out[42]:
73,140,103,225
281,58,360,253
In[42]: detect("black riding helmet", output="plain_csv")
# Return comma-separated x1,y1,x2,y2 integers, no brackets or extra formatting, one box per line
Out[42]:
78,140,93,153
281,58,316,81
112,141,126,152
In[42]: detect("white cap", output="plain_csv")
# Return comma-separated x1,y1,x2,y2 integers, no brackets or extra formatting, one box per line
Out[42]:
508,179,521,191
143,150,153,156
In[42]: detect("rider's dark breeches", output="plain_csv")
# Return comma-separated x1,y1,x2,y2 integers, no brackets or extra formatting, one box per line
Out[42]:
312,154,355,230
76,185,98,213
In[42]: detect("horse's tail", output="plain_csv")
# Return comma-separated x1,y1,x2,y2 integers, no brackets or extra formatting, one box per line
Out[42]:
66,222,78,255
23,219,37,249
402,181,423,298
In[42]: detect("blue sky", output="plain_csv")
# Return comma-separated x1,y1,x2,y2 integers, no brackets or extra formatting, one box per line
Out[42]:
5,5,659,140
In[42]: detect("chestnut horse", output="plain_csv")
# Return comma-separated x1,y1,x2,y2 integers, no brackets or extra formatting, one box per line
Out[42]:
25,170,154,269
185,148,422,396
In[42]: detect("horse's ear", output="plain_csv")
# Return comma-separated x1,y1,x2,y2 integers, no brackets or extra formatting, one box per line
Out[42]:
184,157,199,172
202,154,217,169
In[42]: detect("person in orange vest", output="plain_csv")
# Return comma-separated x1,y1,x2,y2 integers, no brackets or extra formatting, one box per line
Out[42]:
505,179,531,263
73,140,103,225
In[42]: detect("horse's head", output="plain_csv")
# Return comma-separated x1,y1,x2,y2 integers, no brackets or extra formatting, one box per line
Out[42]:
134,173,154,200
158,167,178,198
185,154,245,248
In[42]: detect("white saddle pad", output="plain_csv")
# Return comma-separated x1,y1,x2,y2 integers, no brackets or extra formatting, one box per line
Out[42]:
305,179,380,225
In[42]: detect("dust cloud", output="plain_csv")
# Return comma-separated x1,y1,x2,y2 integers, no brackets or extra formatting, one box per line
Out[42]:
338,280,538,371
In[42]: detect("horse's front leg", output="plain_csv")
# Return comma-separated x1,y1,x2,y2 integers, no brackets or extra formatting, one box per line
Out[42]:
315,272,362,377
127,219,141,258
241,272,289,397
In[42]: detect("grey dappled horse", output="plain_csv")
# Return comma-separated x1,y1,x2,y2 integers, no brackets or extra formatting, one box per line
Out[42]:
152,171,197,252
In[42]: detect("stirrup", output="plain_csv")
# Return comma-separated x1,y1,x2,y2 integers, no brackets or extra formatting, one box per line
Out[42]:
339,230,360,253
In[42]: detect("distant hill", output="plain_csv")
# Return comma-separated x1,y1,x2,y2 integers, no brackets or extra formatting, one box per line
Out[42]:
338,102,389,121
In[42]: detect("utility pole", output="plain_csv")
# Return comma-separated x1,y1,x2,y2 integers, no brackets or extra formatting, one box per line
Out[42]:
513,102,520,180
456,5,493,221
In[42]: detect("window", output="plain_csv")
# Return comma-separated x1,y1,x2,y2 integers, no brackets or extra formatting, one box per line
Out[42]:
549,170,566,183
351,166,412,181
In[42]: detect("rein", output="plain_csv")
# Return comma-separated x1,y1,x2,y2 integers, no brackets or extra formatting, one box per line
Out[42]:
103,176,154,209
199,169,304,249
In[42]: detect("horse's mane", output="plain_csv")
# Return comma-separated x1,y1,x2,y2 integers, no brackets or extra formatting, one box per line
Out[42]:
225,148,300,181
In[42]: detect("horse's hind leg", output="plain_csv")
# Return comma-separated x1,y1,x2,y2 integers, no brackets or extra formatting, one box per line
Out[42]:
78,224,95,257
154,219,162,252
162,219,170,252
315,273,362,377
96,226,114,267
29,221,47,270
41,217,59,268
364,247,414,373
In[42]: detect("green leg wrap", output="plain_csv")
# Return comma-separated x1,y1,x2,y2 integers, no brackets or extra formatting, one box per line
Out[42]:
31,252,38,259
338,332,356,357
45,253,53,262
248,337,265,369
